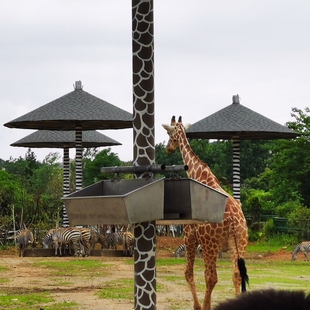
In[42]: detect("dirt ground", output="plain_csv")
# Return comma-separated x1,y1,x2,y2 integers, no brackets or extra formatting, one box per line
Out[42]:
0,237,294,310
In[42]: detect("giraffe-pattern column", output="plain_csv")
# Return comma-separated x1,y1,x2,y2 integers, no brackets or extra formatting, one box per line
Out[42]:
134,222,157,309
75,126,83,191
232,136,241,201
62,147,70,227
132,1,156,309
132,0,155,167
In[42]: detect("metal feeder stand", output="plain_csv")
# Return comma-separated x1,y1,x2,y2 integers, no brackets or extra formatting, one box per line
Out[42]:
62,165,228,225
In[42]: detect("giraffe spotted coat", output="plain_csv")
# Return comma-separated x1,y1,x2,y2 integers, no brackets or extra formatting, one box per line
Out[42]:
163,116,248,310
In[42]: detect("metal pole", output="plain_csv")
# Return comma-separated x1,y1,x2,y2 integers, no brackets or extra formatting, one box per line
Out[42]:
132,1,156,309
101,164,188,175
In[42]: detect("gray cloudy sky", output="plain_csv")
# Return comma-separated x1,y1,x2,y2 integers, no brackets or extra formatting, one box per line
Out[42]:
1,1,309,162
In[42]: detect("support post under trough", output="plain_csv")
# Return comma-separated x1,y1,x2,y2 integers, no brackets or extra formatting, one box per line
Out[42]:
132,1,156,309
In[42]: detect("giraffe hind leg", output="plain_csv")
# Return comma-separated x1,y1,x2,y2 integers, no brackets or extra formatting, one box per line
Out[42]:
201,251,219,310
185,250,202,310
184,240,202,310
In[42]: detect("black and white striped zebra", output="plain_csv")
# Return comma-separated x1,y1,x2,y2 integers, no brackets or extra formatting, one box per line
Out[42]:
17,229,36,257
292,241,310,261
175,244,202,258
89,231,109,250
123,231,134,256
42,227,84,257
76,228,92,256
106,232,124,249
175,241,229,258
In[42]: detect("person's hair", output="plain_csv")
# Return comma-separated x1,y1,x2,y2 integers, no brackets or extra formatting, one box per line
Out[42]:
214,289,310,310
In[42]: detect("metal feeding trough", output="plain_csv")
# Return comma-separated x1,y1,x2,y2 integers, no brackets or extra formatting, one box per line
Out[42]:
62,165,228,225
63,178,165,225
159,178,227,225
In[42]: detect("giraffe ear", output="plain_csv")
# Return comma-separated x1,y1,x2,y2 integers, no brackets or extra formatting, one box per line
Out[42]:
184,123,191,130
162,124,174,131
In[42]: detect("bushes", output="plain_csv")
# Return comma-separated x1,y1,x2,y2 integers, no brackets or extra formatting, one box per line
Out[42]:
263,218,276,240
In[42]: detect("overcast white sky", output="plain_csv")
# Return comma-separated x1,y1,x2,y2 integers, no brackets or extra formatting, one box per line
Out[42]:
1,0,309,163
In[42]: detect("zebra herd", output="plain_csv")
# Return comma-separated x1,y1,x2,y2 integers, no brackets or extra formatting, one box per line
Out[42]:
16,229,310,261
17,228,134,257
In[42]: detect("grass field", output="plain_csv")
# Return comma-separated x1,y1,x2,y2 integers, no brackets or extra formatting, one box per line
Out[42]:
1,254,309,310
0,239,309,309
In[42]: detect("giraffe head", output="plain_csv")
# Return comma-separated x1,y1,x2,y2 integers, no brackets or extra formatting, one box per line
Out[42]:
162,116,191,153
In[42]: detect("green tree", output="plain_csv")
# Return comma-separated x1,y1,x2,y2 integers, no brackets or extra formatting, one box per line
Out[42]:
1,151,63,228
83,148,122,186
0,170,20,217
28,152,63,224
155,142,183,166
288,206,310,240
266,107,310,206
239,140,274,181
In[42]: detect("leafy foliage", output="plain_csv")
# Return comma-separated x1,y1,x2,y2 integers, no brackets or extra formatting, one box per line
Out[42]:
83,148,123,187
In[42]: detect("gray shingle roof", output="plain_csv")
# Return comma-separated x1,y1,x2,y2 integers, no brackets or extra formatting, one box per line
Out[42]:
186,97,299,140
10,130,121,148
4,82,133,130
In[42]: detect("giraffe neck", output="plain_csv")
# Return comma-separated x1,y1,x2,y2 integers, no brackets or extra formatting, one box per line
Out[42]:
177,127,222,191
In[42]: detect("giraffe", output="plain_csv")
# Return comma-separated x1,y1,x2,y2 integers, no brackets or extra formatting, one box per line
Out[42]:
162,116,248,310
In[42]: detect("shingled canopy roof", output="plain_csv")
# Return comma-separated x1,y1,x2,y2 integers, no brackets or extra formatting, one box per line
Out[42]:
4,81,133,131
186,95,299,140
10,130,121,148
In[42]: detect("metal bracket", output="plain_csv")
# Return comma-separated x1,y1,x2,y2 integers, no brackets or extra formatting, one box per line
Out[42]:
101,164,188,177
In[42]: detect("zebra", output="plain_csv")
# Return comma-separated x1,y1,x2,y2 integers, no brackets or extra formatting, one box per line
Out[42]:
106,232,124,249
17,229,36,257
175,244,202,258
77,228,111,256
175,240,230,258
292,241,310,261
89,230,109,250
123,231,134,256
42,227,84,257
43,228,75,255
76,228,92,256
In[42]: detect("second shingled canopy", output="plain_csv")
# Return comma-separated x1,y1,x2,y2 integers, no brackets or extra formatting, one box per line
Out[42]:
10,130,121,148
185,95,300,201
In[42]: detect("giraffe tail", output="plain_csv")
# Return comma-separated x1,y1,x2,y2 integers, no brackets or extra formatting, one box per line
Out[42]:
237,257,249,293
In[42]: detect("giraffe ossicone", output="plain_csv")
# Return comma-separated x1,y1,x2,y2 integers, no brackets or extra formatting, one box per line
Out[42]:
162,115,249,310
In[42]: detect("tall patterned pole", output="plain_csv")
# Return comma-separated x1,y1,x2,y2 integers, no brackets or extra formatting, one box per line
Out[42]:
232,95,241,201
232,136,241,201
132,1,156,309
75,126,83,191
72,81,84,192
62,147,70,227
